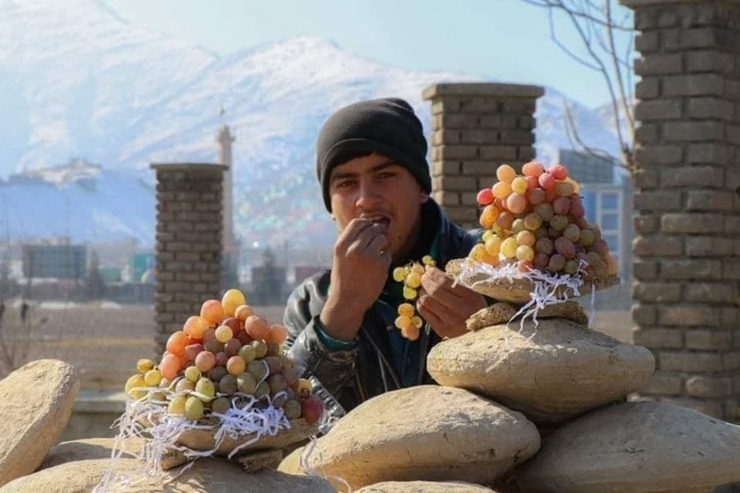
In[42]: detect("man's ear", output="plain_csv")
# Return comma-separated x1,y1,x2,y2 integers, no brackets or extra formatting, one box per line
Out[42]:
420,190,430,204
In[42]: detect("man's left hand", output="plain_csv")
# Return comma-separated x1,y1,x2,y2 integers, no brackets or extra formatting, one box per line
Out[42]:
416,265,487,339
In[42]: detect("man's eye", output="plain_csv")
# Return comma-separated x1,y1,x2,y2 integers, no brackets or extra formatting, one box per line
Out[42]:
378,172,395,180
336,180,355,189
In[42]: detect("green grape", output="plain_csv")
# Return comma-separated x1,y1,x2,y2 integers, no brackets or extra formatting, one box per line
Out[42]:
218,374,238,394
184,366,201,383
252,340,268,359
184,396,204,421
211,396,231,415
512,219,526,234
168,395,186,415
284,399,302,420
550,215,569,231
254,381,271,399
247,360,268,381
237,372,257,394
195,378,216,401
501,237,518,259
238,345,257,364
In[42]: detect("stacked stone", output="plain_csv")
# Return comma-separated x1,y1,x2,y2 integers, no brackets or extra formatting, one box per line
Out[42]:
423,83,543,230
623,0,740,420
151,163,225,355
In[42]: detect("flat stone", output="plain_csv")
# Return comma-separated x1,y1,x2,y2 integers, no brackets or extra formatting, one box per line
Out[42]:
357,480,499,492
516,401,740,492
427,319,655,423
0,360,79,488
40,438,145,470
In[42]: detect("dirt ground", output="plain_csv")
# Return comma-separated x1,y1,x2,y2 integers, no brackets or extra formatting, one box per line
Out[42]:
1,301,632,392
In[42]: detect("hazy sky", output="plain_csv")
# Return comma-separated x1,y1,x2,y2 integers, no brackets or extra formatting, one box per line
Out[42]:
103,0,634,109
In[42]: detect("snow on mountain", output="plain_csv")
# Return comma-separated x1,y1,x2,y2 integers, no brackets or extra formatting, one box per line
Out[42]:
0,0,621,249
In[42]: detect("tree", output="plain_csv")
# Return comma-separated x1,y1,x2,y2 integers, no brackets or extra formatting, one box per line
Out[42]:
522,0,636,174
85,249,106,299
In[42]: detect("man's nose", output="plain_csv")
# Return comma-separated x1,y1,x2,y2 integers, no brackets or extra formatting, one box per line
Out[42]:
355,179,382,208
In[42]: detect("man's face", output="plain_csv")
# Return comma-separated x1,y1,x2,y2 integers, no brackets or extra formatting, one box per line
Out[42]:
328,153,429,262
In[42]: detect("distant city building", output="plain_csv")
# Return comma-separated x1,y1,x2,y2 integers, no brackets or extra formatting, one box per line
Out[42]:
556,149,615,184
218,124,241,291
21,243,87,279
129,252,155,283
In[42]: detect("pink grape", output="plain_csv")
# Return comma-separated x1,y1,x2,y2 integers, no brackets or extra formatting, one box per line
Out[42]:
522,161,546,177
184,343,204,362
224,338,242,357
592,239,610,255
527,188,546,205
516,230,535,247
183,316,208,339
159,353,180,381
215,351,229,367
534,203,554,222
552,197,571,215
200,299,224,326
166,331,188,357
202,328,216,343
555,181,574,197
496,211,515,230
533,253,549,269
496,164,517,183
523,213,543,231
525,175,539,190
554,237,576,259
245,316,270,340
550,164,568,180
535,237,554,255
538,172,556,191
570,201,585,218
195,351,216,373
506,193,527,214
477,188,494,206
267,324,289,344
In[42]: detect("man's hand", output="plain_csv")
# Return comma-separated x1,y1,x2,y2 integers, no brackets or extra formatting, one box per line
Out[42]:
417,265,487,339
320,219,392,342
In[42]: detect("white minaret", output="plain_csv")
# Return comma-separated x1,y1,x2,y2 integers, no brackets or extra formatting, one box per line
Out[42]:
217,123,236,252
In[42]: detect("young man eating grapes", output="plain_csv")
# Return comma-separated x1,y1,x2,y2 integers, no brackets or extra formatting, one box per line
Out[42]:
284,98,487,425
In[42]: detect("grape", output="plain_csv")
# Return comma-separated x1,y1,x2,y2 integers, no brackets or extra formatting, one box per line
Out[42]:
548,254,566,272
254,381,271,399
518,260,533,273
138,368,159,387
516,245,535,262
295,378,312,398
534,227,548,239
184,343,204,362
234,304,255,323
563,224,581,242
410,263,425,275
592,238,610,255
184,365,201,383
533,253,549,269
403,286,417,300
506,193,527,214
392,267,406,282
184,396,204,421
224,338,242,357
592,259,609,280
200,299,224,326
402,326,420,341
195,351,216,373
204,339,223,354
496,211,515,230
484,236,502,256
282,367,299,386
395,315,412,330
195,378,216,400
272,392,288,409
516,230,535,247
412,316,423,329
527,188,546,205
284,399,302,420
550,214,569,231
554,237,576,259
166,331,188,357
493,197,507,211
555,181,574,197
245,316,270,340
208,366,227,383
247,360,268,381
579,229,596,246
183,316,208,340
219,374,238,394
492,181,512,199
398,303,415,317
605,253,618,276
534,202,554,222
265,355,283,374
570,200,585,219
476,188,494,206
159,353,181,381
227,356,246,376
267,324,289,344
221,289,247,318
125,374,147,400
405,272,422,289
535,237,554,255
215,351,228,367
550,164,568,180
236,331,253,345
564,259,579,275
211,396,231,414
481,230,494,242
525,175,539,191
301,396,325,425
202,328,216,343
268,374,288,394
237,372,257,394
479,204,499,229
523,213,542,231
552,197,571,215
538,172,556,190
565,176,581,193
522,161,545,177
168,395,187,415
511,176,528,195
501,237,518,258
221,317,241,335
252,340,268,359
469,244,497,266
176,378,195,393
149,391,166,404
496,164,517,183
215,325,233,343
512,218,526,234
137,359,155,374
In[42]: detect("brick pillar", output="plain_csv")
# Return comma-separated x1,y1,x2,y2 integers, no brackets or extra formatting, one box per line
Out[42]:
150,163,225,354
622,0,740,421
422,83,544,229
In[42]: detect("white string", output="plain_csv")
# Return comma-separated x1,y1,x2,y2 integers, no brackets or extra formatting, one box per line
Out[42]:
299,435,353,493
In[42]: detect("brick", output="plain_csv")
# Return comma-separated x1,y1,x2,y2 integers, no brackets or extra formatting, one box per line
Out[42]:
659,351,724,372
725,259,740,280
685,190,735,212
634,214,660,235
431,161,461,177
686,376,733,398
434,114,480,130
632,282,682,303
663,74,724,97
660,259,722,280
632,327,684,349
663,121,724,142
633,260,658,280
643,374,683,396
432,130,461,145
661,213,724,234
633,145,683,165
518,115,535,130
686,51,736,74
633,191,682,211
461,161,496,176
632,169,658,189
431,98,461,115
724,351,740,371
443,206,478,224
459,99,500,113
478,146,517,160
723,308,739,328
659,306,720,327
634,10,656,31
635,77,659,99
475,176,497,189
633,236,683,257
432,175,477,192
432,145,478,160
684,283,736,304
479,115,503,128
686,237,735,257
632,304,657,325
635,53,683,76
501,100,537,114
685,329,733,350
727,124,740,145
517,147,536,161
499,130,534,145
460,130,498,145
688,97,734,121
726,169,740,191
634,123,659,144
461,192,479,206
635,32,659,53
687,143,734,165
433,191,460,206
726,216,740,236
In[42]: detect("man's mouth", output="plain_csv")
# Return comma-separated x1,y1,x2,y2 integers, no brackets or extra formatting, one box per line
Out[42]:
362,215,391,229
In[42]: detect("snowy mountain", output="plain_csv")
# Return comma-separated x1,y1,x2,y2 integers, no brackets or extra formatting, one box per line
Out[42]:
0,0,621,248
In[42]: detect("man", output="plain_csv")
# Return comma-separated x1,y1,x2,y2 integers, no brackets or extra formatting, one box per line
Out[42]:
284,97,487,424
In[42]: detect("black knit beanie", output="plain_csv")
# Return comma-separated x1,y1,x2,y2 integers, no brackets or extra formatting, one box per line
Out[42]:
315,97,431,211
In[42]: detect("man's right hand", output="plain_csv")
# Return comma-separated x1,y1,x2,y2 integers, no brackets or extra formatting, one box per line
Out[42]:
320,218,392,342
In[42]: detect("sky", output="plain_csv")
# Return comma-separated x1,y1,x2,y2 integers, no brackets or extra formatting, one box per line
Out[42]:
103,0,634,109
